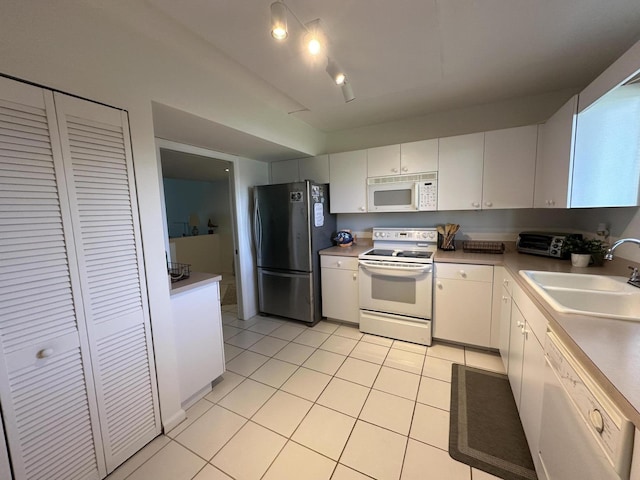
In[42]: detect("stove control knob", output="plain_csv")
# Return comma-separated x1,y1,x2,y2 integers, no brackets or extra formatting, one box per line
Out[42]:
421,232,428,238
428,232,436,239
374,232,379,238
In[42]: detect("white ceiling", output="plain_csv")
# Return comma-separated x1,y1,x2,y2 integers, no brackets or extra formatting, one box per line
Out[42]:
147,0,640,133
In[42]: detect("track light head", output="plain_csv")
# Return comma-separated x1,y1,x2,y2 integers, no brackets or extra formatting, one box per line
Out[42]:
341,80,355,103
326,58,346,85
304,19,324,56
270,1,288,40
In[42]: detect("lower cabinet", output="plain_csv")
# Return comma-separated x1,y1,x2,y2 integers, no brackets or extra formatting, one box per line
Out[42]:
171,281,225,406
434,263,493,347
321,255,359,324
502,277,547,476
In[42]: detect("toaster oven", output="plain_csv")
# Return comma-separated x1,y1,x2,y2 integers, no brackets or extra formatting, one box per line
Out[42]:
516,232,582,258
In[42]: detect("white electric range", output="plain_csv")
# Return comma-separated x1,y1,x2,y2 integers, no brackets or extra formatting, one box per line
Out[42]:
358,227,437,345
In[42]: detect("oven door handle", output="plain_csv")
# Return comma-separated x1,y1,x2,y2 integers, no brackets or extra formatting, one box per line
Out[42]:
358,260,433,277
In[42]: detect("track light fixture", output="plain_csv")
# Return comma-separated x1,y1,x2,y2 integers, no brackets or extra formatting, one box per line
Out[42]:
270,1,288,40
269,2,355,103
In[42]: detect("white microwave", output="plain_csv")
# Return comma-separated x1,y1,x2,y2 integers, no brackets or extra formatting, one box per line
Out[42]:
367,172,437,212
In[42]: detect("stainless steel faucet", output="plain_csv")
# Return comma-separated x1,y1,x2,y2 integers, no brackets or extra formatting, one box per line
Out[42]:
604,238,640,260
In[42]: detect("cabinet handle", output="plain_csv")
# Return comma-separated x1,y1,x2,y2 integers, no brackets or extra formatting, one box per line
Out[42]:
436,281,443,289
502,296,508,303
516,320,524,328
484,201,493,207
472,202,480,208
550,200,556,206
337,261,342,267
353,273,357,280
36,348,53,359
503,279,509,287
392,168,398,173
402,167,408,172
589,409,604,433
458,270,467,278
359,206,365,211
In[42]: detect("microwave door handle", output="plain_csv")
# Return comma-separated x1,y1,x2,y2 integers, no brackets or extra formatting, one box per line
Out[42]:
414,183,419,210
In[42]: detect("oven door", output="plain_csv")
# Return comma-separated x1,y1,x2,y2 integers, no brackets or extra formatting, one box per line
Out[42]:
358,260,433,319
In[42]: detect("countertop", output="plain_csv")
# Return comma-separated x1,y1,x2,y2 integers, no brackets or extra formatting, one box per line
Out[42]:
170,271,222,296
435,247,640,428
318,241,640,425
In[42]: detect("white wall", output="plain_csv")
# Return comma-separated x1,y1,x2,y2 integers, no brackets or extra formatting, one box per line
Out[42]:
0,0,321,429
325,89,577,152
233,160,270,320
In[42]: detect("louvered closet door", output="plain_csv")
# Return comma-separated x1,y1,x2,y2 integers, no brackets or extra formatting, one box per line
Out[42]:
0,77,106,479
54,93,161,473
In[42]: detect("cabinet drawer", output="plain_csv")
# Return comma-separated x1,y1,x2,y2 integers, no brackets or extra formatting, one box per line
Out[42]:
513,283,548,342
321,255,359,270
435,263,493,282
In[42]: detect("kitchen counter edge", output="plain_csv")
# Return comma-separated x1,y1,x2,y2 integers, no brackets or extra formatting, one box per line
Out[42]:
170,271,222,296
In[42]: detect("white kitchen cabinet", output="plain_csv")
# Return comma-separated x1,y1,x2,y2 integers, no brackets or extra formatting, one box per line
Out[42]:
498,269,514,371
329,150,368,213
172,281,225,406
433,263,493,347
482,125,538,209
437,133,484,210
401,139,438,174
367,144,401,177
270,158,299,183
300,154,330,183
505,279,548,477
534,95,577,208
270,155,330,184
321,256,359,324
0,76,160,479
507,303,526,405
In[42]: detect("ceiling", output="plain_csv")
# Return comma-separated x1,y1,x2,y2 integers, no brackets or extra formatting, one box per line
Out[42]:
146,0,640,133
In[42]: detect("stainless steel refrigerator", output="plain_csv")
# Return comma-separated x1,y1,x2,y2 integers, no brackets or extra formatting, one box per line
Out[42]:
253,181,336,325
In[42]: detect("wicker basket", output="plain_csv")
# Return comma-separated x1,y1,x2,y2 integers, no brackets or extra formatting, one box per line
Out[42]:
462,241,505,254
168,262,191,282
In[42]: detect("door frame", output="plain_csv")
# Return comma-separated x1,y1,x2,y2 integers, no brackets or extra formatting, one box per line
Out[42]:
154,139,244,317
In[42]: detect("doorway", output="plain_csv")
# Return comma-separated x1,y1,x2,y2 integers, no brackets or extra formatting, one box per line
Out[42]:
156,141,241,316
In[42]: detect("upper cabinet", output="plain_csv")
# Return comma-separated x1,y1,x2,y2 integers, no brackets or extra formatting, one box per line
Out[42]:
367,144,401,177
300,154,329,184
367,139,438,177
329,150,368,213
534,95,577,208
401,139,438,174
270,155,330,184
438,133,485,210
482,125,538,209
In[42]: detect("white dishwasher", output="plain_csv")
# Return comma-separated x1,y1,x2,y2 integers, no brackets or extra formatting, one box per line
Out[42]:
538,330,635,480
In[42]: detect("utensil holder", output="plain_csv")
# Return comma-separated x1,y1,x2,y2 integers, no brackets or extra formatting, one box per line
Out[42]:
438,233,456,251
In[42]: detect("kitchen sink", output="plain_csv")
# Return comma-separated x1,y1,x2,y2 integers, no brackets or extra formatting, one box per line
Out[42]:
519,270,640,321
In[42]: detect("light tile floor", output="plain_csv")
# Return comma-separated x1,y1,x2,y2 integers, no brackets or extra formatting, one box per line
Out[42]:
106,308,505,480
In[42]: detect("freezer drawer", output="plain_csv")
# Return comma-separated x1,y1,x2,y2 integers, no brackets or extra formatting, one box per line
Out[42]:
258,268,314,323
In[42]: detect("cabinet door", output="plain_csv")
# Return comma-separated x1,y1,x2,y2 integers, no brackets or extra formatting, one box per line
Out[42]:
321,264,359,324
329,150,367,213
55,93,161,472
172,282,225,405
434,276,492,347
271,158,299,183
507,305,526,406
519,328,546,475
367,144,401,177
534,96,577,208
498,285,512,372
483,125,537,209
0,78,106,479
401,139,438,174
438,133,484,210
299,155,329,183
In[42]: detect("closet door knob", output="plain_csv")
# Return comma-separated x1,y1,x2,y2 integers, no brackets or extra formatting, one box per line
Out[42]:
37,348,53,359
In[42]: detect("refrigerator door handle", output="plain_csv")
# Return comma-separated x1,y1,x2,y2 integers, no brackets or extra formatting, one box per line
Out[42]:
253,194,262,255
